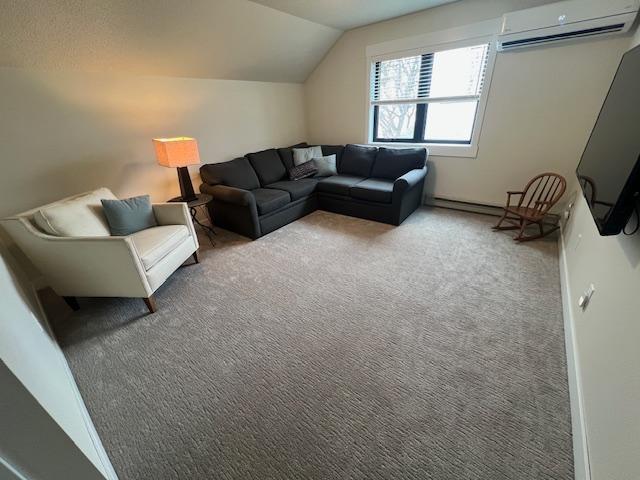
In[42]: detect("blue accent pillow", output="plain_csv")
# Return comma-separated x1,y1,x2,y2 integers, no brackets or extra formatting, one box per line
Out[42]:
101,195,157,236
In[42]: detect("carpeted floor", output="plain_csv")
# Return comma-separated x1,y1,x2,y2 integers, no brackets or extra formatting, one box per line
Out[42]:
49,207,573,480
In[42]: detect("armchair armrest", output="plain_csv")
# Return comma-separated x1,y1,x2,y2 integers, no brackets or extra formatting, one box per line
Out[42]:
201,184,255,207
153,202,198,245
0,217,151,297
393,167,428,195
153,202,191,226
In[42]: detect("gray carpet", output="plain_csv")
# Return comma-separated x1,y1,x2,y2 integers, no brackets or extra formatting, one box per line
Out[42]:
49,207,573,480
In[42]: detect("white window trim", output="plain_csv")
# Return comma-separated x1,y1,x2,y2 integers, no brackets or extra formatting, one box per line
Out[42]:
364,18,501,158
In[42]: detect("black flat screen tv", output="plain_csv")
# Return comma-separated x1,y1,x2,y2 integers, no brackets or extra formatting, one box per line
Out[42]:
576,44,640,236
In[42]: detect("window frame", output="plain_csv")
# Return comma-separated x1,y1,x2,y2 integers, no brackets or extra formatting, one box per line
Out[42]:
365,32,498,158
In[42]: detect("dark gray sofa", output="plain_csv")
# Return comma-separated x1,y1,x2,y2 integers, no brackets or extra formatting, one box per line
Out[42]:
199,143,428,239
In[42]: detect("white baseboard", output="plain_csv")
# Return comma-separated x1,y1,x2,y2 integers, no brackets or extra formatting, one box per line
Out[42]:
558,225,590,480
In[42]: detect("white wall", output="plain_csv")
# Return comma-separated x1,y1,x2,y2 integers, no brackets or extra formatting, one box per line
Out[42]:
0,67,307,218
0,248,114,479
558,28,640,480
304,0,628,206
561,195,640,480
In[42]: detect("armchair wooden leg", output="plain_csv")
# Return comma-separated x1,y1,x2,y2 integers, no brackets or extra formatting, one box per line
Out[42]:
63,296,80,311
143,296,157,314
192,251,199,264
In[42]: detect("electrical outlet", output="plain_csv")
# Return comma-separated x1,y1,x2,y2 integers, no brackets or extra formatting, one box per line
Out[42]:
578,283,596,311
561,199,575,227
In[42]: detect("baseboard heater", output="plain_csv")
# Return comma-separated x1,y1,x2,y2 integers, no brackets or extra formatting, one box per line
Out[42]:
425,196,562,225
424,196,504,217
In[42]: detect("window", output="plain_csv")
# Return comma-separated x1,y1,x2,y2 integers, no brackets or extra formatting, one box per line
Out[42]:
370,44,491,148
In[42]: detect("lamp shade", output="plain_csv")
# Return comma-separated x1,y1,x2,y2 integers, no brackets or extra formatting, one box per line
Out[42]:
153,137,200,168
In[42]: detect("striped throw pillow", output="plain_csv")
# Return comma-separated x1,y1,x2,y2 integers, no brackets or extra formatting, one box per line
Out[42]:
288,160,318,181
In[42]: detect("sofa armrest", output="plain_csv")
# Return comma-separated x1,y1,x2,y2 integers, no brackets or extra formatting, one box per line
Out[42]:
393,167,427,194
201,184,255,207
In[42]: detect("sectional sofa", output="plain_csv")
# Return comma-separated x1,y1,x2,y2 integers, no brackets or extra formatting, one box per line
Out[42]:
199,143,428,239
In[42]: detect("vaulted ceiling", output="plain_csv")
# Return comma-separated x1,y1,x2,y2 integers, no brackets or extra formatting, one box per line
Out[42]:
248,0,459,30
0,0,458,82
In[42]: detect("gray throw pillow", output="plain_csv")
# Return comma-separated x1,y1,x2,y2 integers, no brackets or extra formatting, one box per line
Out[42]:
313,154,337,177
101,195,157,236
292,146,323,166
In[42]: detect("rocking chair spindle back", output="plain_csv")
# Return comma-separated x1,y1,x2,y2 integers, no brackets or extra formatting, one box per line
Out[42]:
493,173,567,242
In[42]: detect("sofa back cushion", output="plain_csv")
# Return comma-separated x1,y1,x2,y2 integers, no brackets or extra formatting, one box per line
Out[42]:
371,147,427,180
33,187,116,237
247,149,287,186
321,145,345,170
339,144,378,177
277,142,308,170
200,157,260,191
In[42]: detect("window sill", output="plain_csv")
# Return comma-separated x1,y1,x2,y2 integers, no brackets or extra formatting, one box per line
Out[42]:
368,142,478,158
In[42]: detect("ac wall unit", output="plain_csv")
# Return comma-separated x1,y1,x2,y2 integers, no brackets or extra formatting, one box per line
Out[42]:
497,0,639,51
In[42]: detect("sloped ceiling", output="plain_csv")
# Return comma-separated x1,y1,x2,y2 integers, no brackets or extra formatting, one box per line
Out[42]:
0,0,341,82
248,0,459,30
0,0,458,82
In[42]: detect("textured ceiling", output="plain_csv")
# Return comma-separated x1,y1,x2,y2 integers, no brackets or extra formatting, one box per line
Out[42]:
0,0,341,82
248,0,460,30
0,0,460,82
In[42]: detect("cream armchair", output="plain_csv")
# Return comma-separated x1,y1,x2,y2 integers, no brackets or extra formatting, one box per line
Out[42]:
1,189,199,313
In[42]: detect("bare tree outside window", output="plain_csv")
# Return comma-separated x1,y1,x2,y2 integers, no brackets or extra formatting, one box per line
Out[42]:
375,55,421,139
371,44,489,144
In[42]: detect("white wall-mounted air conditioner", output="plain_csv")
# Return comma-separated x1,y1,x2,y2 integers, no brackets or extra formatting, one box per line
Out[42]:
497,0,639,51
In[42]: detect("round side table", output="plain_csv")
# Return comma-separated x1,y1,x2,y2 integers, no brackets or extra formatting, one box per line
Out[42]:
168,193,216,246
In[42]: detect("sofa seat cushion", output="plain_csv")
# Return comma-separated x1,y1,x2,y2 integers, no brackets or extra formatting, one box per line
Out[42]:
350,178,395,204
252,188,291,215
371,147,427,180
339,144,378,177
200,157,260,191
247,149,287,186
317,175,366,196
266,178,318,200
131,225,190,270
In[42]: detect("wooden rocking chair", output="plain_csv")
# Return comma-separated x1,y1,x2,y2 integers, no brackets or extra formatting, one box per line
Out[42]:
493,172,567,242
